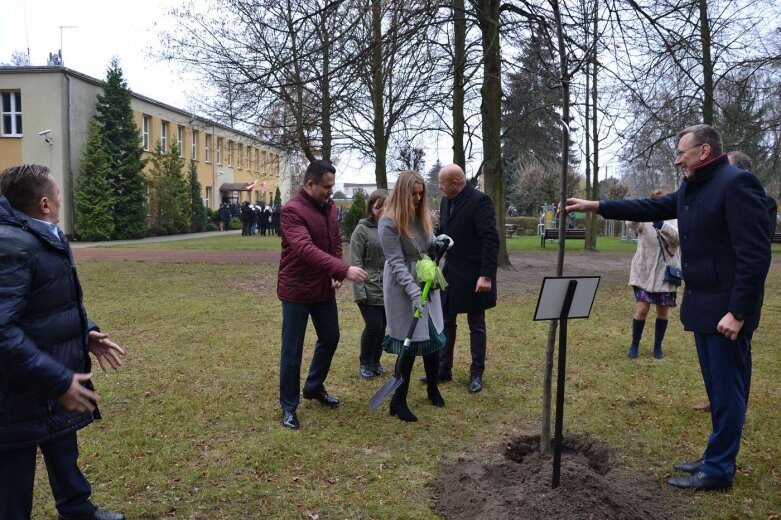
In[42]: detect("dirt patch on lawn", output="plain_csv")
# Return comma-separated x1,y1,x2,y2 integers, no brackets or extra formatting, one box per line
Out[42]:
434,433,687,520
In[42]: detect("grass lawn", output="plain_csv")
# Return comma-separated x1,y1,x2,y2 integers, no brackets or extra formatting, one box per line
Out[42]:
104,233,781,256
106,235,284,251
30,256,781,519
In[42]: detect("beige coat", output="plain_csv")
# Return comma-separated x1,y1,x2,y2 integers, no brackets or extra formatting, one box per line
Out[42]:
627,220,681,293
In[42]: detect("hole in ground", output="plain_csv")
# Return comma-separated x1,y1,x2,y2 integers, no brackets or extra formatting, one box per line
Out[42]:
504,434,618,475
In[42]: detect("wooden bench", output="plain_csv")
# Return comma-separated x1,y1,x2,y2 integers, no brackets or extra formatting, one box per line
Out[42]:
540,228,586,248
505,224,517,238
772,232,781,244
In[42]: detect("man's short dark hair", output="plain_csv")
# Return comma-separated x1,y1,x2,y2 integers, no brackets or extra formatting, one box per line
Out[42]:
677,124,723,156
0,164,54,214
728,151,753,172
304,159,336,185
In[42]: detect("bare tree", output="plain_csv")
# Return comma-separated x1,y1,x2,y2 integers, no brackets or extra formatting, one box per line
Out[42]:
162,0,364,162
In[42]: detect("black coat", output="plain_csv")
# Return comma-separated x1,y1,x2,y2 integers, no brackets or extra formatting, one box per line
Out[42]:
437,184,500,314
600,155,771,333
0,197,98,450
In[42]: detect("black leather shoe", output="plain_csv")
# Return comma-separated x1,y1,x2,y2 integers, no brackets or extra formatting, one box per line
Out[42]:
59,510,126,520
673,459,703,474
303,388,340,407
468,375,483,393
282,410,299,429
667,471,731,491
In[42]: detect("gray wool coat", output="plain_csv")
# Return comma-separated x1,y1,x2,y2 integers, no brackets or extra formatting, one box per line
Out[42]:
350,217,385,305
627,220,681,293
378,216,444,342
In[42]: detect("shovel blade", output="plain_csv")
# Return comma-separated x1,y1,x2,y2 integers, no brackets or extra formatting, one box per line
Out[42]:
368,375,405,411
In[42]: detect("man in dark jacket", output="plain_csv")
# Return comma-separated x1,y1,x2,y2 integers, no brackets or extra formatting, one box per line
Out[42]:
434,164,499,394
218,203,231,231
277,160,367,429
240,201,253,236
566,125,771,491
0,165,126,520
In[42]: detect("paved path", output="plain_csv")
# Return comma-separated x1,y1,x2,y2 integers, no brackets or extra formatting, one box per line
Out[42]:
69,229,242,249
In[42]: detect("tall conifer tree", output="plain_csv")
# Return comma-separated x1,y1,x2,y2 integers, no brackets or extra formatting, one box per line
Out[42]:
95,59,148,239
188,160,208,232
74,124,115,241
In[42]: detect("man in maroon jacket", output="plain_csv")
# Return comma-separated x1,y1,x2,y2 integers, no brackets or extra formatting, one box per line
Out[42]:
277,160,368,429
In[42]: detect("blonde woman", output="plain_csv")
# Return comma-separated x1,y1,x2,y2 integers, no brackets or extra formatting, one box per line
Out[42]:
379,170,450,422
626,189,681,359
350,189,389,379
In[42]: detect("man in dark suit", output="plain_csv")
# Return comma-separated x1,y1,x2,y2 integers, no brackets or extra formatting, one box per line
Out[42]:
0,165,126,520
566,125,771,491
432,164,500,393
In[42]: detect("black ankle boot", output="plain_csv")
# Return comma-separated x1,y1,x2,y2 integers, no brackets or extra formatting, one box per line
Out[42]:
390,394,418,421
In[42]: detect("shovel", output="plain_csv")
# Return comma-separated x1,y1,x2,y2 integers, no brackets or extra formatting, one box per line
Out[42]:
368,238,450,411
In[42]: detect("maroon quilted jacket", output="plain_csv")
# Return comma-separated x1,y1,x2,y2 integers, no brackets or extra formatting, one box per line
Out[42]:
277,189,349,303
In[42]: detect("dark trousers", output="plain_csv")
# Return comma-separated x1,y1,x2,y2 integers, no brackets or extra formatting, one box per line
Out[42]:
0,432,94,520
279,298,340,412
439,309,486,377
694,331,752,482
241,222,251,236
357,304,386,366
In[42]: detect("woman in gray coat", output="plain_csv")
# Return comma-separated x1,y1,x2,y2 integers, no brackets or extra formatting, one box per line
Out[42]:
626,189,681,359
350,189,389,379
379,170,448,422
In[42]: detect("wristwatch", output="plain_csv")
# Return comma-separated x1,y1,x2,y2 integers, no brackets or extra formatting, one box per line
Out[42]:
732,312,745,321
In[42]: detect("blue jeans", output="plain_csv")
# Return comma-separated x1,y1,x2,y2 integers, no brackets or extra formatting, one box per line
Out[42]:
694,331,752,482
0,432,95,519
279,298,340,412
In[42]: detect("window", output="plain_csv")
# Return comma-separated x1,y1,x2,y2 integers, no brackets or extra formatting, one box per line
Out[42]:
245,146,250,170
177,126,184,158
142,115,151,151
161,121,169,152
1,91,22,136
227,141,232,166
205,133,211,162
237,144,243,169
216,138,222,164
192,130,199,160
205,186,212,208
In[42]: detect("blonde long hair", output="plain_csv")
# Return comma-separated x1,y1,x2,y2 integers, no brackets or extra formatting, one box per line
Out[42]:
383,170,432,238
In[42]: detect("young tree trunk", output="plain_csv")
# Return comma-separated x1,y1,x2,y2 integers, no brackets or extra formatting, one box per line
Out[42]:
541,0,571,455
699,0,714,125
371,0,387,189
319,10,332,162
588,0,600,248
452,0,467,171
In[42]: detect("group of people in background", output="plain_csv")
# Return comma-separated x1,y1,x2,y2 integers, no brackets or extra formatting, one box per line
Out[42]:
217,202,281,236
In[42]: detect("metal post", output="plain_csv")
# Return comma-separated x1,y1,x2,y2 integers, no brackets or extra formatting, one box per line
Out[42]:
552,279,578,488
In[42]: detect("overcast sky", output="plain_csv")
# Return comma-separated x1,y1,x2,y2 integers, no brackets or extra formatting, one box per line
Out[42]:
1,0,189,106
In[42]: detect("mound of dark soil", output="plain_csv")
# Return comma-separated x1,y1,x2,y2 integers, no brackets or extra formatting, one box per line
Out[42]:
434,434,687,520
